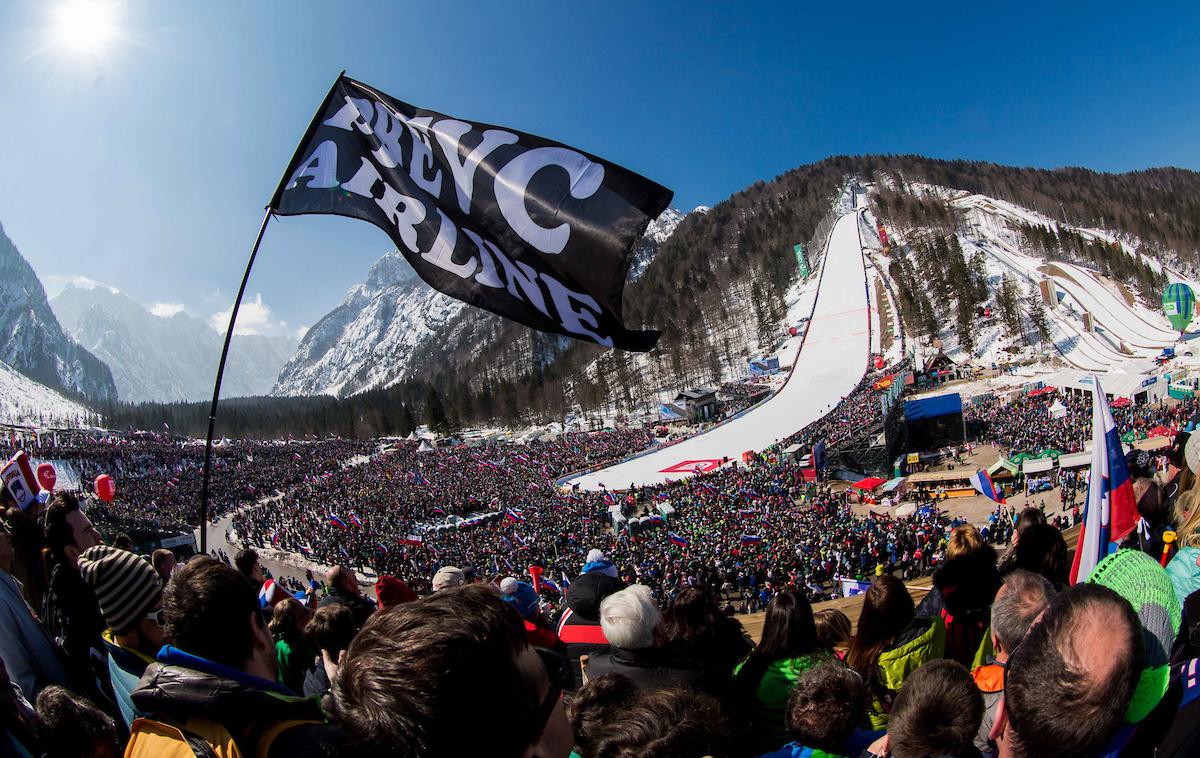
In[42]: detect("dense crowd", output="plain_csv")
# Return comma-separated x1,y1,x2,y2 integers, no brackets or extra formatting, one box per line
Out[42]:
14,369,1200,755
6,477,1200,756
966,390,1200,455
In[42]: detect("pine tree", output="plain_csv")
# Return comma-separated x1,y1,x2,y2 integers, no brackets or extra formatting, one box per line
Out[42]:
423,386,451,436
1027,290,1051,345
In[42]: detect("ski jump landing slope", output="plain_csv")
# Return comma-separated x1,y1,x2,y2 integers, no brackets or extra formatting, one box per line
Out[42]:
569,210,871,491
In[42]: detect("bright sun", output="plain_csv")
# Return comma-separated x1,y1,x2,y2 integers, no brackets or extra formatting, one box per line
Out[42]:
53,0,118,54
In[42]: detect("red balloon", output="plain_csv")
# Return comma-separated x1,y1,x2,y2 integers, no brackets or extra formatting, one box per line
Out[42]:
94,474,116,503
873,356,885,370
36,463,56,491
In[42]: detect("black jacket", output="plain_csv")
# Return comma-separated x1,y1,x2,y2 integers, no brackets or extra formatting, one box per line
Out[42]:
585,646,704,692
131,648,341,757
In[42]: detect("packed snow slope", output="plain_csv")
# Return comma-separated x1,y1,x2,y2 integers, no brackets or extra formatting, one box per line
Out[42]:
567,209,870,490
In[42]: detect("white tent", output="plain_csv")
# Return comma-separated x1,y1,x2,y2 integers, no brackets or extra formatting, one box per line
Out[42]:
417,440,435,453
1048,399,1068,419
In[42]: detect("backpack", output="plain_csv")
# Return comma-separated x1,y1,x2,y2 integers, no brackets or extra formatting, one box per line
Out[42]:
124,716,321,758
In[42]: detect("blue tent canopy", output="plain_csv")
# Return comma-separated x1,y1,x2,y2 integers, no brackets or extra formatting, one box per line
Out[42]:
904,393,963,421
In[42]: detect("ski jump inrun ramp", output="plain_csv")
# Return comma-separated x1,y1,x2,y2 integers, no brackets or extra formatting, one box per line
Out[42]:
567,209,871,491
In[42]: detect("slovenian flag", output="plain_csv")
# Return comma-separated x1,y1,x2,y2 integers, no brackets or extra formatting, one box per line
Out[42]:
603,492,617,505
541,577,562,594
329,514,347,529
1070,375,1140,584
398,534,423,546
413,471,429,486
270,530,281,547
968,469,1006,504
668,531,689,547
513,533,529,549
740,534,763,544
505,507,525,523
349,513,364,528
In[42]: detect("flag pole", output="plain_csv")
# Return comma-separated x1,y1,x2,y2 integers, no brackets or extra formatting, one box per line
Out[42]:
197,70,346,555
198,206,273,555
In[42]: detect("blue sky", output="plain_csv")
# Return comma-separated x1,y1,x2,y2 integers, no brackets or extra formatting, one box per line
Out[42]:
1,0,1197,338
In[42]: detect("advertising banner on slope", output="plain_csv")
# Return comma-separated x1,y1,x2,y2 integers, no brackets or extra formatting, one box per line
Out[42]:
272,75,672,352
794,243,809,278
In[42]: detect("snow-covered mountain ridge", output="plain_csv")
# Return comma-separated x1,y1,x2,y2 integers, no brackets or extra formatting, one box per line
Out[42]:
273,208,688,398
51,286,297,403
0,222,117,404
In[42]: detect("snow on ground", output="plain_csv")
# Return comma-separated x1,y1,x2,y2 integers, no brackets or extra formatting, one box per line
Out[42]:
567,207,870,490
0,362,92,426
950,192,1178,372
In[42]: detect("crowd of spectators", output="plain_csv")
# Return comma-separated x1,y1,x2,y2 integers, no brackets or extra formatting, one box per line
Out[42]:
966,390,1200,456
12,371,1200,754
6,485,1200,756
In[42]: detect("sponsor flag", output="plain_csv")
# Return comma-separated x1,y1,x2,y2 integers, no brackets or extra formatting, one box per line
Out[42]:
329,514,348,529
1070,375,1140,583
271,75,671,351
837,577,872,597
968,470,1006,505
668,531,689,547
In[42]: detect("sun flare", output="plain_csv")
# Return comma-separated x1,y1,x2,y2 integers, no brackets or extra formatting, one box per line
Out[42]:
52,0,118,54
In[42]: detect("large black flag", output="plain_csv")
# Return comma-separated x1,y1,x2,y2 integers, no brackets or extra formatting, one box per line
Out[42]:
271,75,671,351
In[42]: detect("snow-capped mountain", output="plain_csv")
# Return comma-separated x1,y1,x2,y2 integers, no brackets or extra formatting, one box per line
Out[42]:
274,208,687,397
273,252,464,396
628,207,686,281
0,222,117,404
0,361,93,427
51,285,297,403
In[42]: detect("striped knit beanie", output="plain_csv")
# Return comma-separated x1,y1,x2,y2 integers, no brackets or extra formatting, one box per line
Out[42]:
1089,548,1181,723
78,545,163,635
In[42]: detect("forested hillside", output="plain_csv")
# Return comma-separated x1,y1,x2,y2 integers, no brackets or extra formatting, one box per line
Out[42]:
105,157,1200,438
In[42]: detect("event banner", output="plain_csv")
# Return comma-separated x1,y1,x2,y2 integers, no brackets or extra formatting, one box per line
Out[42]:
271,75,672,351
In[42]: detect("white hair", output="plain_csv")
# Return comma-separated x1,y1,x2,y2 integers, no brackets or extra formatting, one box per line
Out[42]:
599,584,660,650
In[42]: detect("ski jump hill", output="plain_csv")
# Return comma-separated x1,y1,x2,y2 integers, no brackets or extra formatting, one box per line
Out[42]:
567,207,871,491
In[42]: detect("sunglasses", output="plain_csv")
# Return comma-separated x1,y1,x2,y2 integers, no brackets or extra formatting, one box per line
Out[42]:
144,608,166,627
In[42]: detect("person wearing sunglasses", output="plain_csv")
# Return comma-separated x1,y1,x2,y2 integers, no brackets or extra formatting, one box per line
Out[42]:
333,584,575,758
78,545,165,731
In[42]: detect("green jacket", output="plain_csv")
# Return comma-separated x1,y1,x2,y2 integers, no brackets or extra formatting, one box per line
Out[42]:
736,650,836,753
864,616,946,730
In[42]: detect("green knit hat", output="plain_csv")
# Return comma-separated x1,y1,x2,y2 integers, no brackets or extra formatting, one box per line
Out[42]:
1088,549,1181,723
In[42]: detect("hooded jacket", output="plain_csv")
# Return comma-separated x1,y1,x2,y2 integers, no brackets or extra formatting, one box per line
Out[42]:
128,646,339,758
864,616,946,730
556,573,625,666
919,547,1000,665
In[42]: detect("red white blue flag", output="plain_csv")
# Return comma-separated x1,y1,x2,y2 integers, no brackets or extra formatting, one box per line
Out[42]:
1070,375,1139,583
968,469,1005,504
